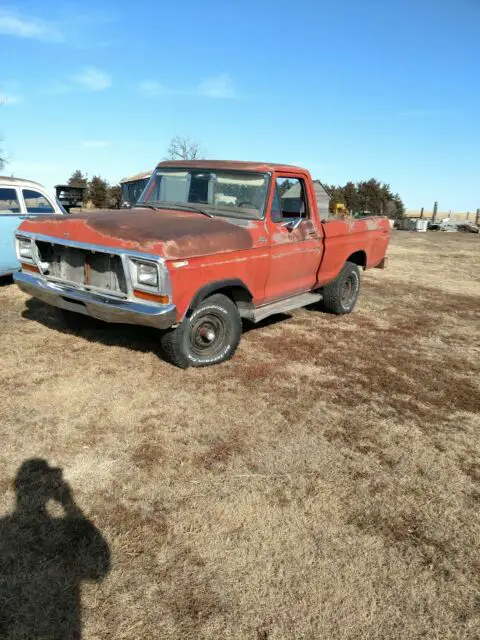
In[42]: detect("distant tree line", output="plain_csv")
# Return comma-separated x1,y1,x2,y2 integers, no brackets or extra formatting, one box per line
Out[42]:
67,170,121,209
324,179,405,219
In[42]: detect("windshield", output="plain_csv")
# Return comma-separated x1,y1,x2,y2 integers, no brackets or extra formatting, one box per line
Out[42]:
138,168,270,219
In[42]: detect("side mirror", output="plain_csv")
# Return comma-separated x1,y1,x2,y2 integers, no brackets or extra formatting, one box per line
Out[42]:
281,218,303,231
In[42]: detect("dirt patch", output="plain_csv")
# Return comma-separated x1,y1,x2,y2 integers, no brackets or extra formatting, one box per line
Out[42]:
195,429,245,471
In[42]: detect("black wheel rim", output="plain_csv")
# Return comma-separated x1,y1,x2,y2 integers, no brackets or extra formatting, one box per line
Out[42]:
189,311,228,358
340,273,357,308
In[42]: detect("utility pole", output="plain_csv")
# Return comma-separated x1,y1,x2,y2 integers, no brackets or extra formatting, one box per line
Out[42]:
432,201,438,223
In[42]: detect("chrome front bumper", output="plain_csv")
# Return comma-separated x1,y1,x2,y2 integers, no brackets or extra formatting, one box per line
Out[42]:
14,271,177,330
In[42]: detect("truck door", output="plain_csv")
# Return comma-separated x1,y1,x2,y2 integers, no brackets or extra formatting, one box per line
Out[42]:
264,175,323,302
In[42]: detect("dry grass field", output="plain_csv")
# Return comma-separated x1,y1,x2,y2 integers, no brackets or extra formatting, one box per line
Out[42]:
0,231,479,639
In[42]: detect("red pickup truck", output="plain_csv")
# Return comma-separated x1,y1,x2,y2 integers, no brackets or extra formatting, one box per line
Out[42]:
14,161,390,367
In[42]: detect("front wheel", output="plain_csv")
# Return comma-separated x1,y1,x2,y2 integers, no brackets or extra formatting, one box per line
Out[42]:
321,261,361,315
159,293,242,368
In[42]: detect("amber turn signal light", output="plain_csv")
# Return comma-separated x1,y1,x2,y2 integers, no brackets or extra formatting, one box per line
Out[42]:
133,289,169,304
21,262,40,273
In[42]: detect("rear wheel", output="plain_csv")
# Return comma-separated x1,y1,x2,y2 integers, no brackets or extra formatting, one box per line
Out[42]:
160,293,242,368
322,261,361,314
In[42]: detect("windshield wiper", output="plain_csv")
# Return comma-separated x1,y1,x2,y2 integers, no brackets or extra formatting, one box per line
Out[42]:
137,201,213,217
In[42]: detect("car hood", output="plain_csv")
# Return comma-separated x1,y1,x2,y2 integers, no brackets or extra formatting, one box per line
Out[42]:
18,207,257,260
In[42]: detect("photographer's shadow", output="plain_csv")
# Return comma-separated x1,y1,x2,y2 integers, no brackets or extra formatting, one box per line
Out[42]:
0,459,111,639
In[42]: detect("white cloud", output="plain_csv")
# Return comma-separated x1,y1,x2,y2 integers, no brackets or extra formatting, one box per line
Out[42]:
0,10,63,42
138,73,238,100
138,80,175,96
82,140,109,148
42,70,111,98
72,67,112,91
198,73,236,99
0,92,22,106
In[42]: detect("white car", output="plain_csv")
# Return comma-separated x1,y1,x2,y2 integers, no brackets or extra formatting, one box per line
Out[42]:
0,177,65,276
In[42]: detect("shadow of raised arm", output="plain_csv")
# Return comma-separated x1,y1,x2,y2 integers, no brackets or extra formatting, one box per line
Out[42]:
0,459,111,640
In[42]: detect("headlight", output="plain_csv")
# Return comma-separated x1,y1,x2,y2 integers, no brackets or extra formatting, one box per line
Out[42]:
136,262,158,287
18,238,33,259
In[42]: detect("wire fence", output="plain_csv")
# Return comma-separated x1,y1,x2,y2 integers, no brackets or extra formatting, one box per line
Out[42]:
406,209,480,224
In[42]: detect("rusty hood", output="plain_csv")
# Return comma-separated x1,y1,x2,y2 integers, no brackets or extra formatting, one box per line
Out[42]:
18,208,256,260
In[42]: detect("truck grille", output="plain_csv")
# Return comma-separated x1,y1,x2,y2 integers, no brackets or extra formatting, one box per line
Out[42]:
35,241,127,296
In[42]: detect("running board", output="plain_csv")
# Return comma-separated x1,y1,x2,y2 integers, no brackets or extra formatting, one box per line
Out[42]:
252,292,322,323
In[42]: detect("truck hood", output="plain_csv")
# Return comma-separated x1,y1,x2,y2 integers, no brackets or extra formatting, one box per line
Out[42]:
18,207,256,260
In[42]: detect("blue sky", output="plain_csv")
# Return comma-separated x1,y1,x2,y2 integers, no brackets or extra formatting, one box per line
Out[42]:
1,0,479,211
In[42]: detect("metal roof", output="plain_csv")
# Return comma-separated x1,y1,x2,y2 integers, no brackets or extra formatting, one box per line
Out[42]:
120,171,152,184
55,183,88,190
281,179,331,217
282,179,329,197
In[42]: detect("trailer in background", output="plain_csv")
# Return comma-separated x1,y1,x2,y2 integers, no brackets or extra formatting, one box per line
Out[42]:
55,184,88,213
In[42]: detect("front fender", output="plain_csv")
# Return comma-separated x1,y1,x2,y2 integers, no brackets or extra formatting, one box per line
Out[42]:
186,278,253,318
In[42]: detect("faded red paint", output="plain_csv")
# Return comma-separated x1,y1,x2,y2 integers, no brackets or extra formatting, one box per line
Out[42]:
320,216,390,284
17,162,391,322
19,208,256,260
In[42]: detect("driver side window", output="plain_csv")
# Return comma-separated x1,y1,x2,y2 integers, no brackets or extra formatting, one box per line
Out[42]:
271,177,308,222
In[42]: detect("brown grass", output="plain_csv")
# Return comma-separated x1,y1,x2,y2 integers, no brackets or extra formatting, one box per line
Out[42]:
0,231,479,639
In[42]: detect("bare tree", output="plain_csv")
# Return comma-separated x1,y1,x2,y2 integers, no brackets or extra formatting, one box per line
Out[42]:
166,136,205,161
0,141,5,172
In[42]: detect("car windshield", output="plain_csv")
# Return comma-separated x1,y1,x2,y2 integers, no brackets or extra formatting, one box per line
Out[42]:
137,168,270,219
